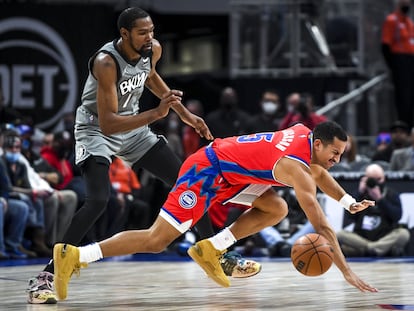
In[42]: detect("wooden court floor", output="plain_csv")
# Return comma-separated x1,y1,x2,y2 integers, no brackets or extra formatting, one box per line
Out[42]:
1,256,414,311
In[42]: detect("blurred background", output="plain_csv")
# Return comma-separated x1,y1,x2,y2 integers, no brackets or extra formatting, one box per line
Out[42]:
0,0,399,154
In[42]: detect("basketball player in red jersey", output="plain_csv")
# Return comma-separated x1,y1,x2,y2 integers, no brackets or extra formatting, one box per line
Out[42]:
53,121,378,301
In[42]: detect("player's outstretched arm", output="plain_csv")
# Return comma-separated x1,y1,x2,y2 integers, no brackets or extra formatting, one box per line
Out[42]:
282,162,378,293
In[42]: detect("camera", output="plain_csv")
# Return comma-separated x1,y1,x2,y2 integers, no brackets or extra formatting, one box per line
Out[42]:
366,177,378,188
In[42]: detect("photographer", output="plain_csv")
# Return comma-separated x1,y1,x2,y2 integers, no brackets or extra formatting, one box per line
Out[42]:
336,163,410,257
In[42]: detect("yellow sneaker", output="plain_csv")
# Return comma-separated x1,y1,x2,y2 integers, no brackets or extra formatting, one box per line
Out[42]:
187,240,230,287
220,251,262,278
53,243,87,300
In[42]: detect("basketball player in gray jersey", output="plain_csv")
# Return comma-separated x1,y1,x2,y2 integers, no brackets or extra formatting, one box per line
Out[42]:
26,7,260,304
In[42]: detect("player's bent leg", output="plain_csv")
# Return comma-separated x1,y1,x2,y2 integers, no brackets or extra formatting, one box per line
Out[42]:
53,244,87,301
220,251,262,278
187,239,230,287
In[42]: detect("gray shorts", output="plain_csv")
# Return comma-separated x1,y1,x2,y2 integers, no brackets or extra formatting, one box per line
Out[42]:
74,106,159,166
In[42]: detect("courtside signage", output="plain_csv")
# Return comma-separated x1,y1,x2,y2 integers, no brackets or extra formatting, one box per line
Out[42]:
0,17,77,129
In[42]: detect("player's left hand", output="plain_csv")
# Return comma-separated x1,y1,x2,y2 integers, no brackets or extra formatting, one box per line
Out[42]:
181,112,214,140
348,199,375,214
191,114,214,140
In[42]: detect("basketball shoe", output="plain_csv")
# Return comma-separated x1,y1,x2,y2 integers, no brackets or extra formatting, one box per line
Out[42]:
220,251,262,278
187,239,230,287
53,243,88,300
26,271,57,304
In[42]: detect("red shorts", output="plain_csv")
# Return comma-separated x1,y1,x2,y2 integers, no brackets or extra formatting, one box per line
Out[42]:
160,147,247,233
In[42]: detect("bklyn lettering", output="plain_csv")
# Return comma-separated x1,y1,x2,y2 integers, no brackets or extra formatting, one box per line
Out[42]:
119,72,147,96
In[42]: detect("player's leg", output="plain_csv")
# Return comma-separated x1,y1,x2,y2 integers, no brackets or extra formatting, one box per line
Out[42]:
188,188,287,286
133,137,261,278
227,188,288,240
53,215,182,301
27,156,111,304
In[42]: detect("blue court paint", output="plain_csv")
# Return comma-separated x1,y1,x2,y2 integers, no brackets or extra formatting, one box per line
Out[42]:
378,305,414,310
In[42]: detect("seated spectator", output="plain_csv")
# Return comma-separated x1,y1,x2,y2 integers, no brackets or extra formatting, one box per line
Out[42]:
371,120,410,162
0,161,30,259
40,131,86,208
375,132,391,153
17,125,78,246
336,163,410,257
390,127,414,171
2,131,52,257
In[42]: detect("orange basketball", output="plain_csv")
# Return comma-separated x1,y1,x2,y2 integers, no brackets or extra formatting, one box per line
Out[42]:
291,233,334,276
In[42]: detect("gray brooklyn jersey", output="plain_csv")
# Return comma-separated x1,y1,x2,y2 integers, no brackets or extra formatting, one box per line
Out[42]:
74,39,159,166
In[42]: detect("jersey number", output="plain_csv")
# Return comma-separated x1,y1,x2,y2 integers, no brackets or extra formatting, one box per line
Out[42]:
237,133,274,143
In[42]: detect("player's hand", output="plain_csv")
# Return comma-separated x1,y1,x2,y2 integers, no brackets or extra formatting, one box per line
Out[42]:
348,199,375,214
157,90,183,118
343,270,378,293
175,110,214,140
186,114,214,140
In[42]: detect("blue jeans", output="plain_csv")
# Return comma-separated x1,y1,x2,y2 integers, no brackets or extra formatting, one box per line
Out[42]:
4,198,30,252
0,200,5,253
13,193,45,228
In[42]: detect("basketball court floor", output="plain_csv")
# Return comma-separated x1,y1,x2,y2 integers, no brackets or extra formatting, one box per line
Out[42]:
1,253,414,310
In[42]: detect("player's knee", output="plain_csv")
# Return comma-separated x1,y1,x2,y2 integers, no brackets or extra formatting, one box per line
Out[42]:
277,198,289,218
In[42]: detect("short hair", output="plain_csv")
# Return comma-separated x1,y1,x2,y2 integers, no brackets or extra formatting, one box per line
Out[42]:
313,121,347,144
117,7,150,31
2,130,20,149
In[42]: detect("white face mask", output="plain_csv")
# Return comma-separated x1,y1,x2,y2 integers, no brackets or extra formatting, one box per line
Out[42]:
262,101,278,115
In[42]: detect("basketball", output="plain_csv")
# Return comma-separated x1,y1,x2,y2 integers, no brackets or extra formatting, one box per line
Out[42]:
291,233,334,276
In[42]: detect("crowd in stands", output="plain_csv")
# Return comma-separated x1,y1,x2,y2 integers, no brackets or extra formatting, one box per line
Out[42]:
1,86,413,260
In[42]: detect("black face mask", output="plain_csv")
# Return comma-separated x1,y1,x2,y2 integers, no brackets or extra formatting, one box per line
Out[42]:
401,5,410,15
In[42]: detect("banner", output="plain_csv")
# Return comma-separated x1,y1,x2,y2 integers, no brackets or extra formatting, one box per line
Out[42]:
0,3,117,131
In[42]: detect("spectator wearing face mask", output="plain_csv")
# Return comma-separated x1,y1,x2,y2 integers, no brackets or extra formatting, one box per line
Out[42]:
1,131,53,257
278,92,301,130
247,89,284,132
279,92,328,130
205,86,251,138
381,0,414,127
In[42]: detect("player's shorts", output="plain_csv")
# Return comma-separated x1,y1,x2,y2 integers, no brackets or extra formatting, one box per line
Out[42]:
160,145,271,233
74,106,159,166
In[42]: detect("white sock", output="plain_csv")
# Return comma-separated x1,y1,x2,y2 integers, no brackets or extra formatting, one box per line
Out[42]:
208,227,237,251
79,243,103,263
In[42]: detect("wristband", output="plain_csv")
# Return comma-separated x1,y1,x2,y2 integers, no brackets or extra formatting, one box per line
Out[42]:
339,194,356,211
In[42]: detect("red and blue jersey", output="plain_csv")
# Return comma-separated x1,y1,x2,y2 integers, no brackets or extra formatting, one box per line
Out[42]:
213,123,313,186
160,123,313,233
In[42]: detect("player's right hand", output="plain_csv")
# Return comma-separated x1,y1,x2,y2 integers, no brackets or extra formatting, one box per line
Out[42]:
348,199,375,214
157,90,183,118
343,270,378,293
